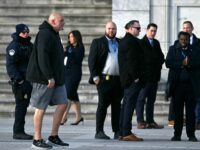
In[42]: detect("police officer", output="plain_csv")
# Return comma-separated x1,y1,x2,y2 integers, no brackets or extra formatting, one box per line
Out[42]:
6,24,33,140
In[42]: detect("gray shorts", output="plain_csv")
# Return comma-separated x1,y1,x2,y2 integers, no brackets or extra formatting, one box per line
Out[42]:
30,83,67,109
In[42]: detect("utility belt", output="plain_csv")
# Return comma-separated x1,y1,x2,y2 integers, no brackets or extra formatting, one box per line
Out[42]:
101,74,120,81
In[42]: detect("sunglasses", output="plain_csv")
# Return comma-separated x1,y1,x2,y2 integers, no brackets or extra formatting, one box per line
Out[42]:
132,27,141,30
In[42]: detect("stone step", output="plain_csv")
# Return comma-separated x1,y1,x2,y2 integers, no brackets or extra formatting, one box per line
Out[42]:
0,4,111,16
0,103,170,120
0,61,90,70
0,69,91,82
0,23,105,35
0,70,91,81
0,32,99,45
0,92,170,118
0,61,90,73
0,100,170,114
0,71,8,80
0,0,111,5
0,77,167,91
0,14,111,24
0,44,92,55
0,79,94,90
0,87,167,101
0,91,168,102
0,106,170,119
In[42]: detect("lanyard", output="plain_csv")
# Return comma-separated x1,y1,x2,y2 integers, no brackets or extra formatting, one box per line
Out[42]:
181,50,186,58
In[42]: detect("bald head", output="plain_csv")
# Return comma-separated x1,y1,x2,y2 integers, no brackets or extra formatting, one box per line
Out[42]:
48,12,65,32
105,21,117,39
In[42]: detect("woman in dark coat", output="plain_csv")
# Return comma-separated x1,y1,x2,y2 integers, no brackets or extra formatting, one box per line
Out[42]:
61,30,85,125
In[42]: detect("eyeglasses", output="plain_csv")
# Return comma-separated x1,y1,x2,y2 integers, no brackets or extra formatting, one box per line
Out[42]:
132,27,141,30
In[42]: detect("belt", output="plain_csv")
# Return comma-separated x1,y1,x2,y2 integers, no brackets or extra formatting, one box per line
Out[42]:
101,74,119,81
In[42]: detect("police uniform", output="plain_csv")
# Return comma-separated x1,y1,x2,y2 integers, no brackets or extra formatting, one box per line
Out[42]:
6,24,33,139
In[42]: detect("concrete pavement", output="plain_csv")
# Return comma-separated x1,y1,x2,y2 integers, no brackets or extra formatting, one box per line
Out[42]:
0,116,199,150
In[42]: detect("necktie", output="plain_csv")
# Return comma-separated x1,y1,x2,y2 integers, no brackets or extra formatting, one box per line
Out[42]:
111,40,116,52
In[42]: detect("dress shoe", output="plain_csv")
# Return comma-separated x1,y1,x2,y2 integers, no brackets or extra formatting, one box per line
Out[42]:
146,122,164,129
60,118,67,125
13,132,33,140
70,117,84,125
188,136,198,142
114,131,120,139
95,131,110,139
122,133,143,141
137,121,146,129
168,120,175,127
171,136,181,141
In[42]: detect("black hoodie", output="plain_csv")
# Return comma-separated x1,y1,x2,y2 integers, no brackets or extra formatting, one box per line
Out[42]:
26,21,65,85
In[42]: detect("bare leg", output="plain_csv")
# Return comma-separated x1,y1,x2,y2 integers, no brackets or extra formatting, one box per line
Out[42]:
34,108,45,140
51,104,67,136
71,101,82,122
61,101,71,123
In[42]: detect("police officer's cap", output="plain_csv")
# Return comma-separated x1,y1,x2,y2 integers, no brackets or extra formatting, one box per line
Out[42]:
16,24,29,34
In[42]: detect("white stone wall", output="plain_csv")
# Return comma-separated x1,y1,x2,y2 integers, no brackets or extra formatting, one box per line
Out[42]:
112,0,200,80
113,0,200,54
112,0,150,39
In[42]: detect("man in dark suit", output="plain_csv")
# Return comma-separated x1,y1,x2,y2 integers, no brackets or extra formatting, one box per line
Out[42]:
136,23,164,129
118,20,144,141
182,21,200,130
88,21,123,139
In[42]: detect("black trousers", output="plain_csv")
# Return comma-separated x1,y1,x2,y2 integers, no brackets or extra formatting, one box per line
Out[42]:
120,81,142,136
168,97,175,121
136,82,158,123
173,81,196,137
12,81,32,134
96,76,123,133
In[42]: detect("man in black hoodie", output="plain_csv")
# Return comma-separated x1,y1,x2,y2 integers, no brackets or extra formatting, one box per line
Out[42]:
26,12,69,149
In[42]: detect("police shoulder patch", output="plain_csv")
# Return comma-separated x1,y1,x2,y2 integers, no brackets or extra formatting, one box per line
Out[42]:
9,49,15,56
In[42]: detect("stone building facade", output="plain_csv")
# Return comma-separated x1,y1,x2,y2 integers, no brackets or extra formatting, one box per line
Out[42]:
113,0,200,56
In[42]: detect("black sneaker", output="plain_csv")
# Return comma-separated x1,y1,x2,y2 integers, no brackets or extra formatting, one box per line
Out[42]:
13,132,33,140
31,139,52,149
46,135,69,147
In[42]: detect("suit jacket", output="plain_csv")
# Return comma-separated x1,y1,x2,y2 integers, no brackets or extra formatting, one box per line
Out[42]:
139,35,164,83
118,32,144,88
88,36,120,84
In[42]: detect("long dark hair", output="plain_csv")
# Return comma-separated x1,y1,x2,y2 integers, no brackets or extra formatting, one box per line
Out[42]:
67,30,84,48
